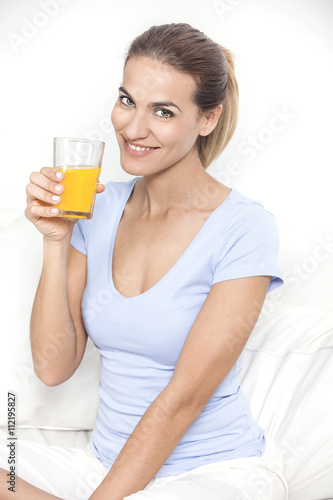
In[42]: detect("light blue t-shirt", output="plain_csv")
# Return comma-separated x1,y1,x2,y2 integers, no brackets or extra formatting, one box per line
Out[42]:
71,176,283,477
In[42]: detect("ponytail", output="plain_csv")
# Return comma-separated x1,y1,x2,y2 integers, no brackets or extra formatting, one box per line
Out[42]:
197,47,239,168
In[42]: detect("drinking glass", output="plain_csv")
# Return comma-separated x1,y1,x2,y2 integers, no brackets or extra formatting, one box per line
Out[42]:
53,137,105,219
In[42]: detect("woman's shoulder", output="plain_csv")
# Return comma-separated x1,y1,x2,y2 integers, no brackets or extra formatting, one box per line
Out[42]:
104,176,139,197
216,188,279,242
71,176,140,248
95,176,140,209
227,188,269,211
226,188,276,222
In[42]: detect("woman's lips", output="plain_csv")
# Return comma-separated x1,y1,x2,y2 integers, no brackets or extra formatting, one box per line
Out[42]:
122,136,159,157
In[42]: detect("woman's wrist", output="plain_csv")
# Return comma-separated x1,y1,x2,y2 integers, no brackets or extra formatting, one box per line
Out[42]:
43,232,72,251
42,234,73,274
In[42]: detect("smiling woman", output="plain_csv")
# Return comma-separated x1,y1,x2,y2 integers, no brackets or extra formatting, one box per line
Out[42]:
111,56,221,174
122,23,239,169
1,22,287,500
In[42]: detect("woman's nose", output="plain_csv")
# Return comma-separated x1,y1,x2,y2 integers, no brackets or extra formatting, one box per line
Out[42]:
125,110,150,140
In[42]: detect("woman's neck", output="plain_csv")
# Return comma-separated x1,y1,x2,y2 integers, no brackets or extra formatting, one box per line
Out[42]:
130,159,229,219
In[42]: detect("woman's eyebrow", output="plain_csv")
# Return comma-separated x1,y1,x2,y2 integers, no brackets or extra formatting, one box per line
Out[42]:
119,86,181,112
149,100,181,112
119,86,134,100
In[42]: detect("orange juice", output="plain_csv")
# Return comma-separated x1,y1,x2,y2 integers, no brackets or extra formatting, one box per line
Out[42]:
54,166,101,219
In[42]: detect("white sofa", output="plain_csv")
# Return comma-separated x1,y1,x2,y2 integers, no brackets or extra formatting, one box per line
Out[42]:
1,212,333,499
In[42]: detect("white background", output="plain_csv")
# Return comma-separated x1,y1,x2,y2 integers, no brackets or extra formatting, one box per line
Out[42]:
1,0,332,309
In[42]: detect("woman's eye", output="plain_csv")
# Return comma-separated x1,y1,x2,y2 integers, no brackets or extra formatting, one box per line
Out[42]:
119,95,135,107
155,109,174,119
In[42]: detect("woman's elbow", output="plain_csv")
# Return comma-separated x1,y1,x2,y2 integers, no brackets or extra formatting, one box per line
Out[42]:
162,382,206,422
32,361,72,387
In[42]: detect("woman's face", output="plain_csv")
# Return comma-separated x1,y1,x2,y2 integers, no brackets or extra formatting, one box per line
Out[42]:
111,56,209,177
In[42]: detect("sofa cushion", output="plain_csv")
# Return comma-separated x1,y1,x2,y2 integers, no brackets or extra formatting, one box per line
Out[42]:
242,304,333,500
0,216,100,431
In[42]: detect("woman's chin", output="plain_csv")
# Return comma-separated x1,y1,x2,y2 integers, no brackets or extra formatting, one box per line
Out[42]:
120,162,145,176
119,156,159,177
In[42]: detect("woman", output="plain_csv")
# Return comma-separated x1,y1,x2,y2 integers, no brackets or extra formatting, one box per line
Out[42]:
0,23,288,500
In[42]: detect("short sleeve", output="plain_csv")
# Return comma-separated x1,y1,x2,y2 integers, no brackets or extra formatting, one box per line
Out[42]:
70,219,88,255
212,203,283,292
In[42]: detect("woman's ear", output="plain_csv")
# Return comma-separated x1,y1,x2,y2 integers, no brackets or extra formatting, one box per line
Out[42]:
199,104,223,137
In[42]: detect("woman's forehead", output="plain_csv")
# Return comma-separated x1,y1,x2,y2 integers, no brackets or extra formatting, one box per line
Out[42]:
122,56,196,104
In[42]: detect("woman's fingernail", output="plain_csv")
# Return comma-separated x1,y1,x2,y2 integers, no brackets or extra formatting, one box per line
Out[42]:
55,184,62,192
51,208,58,214
52,195,61,202
56,171,63,179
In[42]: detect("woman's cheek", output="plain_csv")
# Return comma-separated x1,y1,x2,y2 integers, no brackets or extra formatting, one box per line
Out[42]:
111,106,125,129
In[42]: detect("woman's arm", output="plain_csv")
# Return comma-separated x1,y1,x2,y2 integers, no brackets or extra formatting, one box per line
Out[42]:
26,167,87,386
89,275,271,500
25,166,104,386
30,243,88,386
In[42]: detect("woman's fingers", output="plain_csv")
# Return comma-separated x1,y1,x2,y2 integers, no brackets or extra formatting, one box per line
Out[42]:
26,167,105,225
96,183,105,194
25,200,59,221
26,182,62,207
25,167,64,223
27,168,64,202
41,166,65,183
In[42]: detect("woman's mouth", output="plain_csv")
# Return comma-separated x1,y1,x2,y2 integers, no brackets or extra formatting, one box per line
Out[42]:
127,141,155,152
122,136,159,156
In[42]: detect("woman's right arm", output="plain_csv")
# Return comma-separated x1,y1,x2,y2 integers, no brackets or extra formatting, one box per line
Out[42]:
25,167,103,386
30,238,89,386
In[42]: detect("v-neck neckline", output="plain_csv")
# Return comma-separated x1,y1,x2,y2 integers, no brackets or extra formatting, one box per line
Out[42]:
109,177,233,302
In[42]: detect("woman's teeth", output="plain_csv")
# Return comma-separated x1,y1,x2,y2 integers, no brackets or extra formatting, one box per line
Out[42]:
127,141,154,152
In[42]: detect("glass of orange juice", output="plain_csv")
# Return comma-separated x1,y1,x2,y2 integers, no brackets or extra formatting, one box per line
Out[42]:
53,137,105,219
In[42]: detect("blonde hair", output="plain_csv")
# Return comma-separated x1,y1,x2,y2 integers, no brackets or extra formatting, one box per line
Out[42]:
197,47,239,168
125,24,239,168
